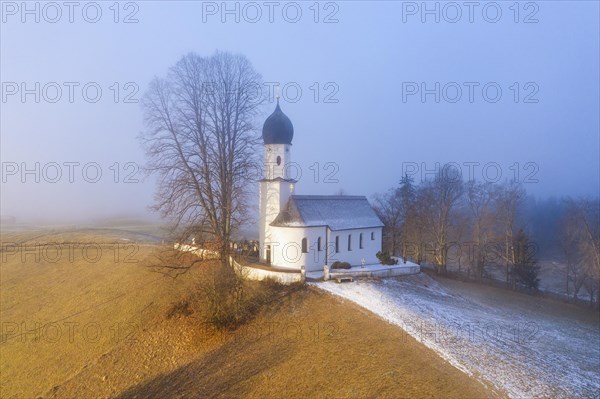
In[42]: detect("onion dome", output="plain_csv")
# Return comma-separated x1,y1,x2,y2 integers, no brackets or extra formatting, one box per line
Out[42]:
262,98,294,145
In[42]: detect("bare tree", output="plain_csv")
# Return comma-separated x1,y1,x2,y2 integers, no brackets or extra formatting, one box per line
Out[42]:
494,180,526,289
405,185,431,265
141,51,263,265
450,205,471,275
373,174,420,259
373,187,403,255
465,181,496,279
421,165,464,273
561,198,600,303
561,204,582,298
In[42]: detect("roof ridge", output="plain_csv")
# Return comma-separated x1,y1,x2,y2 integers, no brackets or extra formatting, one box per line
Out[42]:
291,195,366,200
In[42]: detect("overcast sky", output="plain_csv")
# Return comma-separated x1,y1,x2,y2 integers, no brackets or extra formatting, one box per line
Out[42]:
1,1,599,224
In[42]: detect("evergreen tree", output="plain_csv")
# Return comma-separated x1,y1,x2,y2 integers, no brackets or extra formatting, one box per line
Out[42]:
513,229,540,289
398,174,417,261
399,173,416,208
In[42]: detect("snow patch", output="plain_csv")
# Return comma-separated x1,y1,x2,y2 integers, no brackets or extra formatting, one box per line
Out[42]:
313,275,600,399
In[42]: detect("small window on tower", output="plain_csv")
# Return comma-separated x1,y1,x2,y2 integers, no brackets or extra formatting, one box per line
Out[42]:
276,156,281,166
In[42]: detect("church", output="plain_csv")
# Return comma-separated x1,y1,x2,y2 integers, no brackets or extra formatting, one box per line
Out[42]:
259,100,384,272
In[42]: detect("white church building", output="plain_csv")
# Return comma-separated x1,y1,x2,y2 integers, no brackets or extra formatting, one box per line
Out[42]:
259,100,384,272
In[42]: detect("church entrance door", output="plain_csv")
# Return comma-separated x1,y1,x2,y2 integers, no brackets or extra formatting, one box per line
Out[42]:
266,245,271,264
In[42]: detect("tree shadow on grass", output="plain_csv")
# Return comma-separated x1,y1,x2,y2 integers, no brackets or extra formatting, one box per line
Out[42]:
116,332,292,399
116,298,302,399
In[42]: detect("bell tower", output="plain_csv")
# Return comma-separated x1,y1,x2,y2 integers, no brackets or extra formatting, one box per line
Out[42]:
259,99,295,263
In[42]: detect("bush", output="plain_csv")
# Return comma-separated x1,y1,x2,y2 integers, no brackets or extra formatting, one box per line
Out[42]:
198,261,297,330
376,251,398,265
331,261,351,269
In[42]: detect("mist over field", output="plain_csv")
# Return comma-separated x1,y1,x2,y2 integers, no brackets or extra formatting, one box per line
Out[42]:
1,1,599,226
1,3,599,399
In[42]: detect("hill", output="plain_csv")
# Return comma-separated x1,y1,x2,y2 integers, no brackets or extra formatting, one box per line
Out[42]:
0,229,492,398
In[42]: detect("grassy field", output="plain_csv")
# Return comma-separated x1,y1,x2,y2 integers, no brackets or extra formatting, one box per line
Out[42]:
0,228,194,398
1,228,494,398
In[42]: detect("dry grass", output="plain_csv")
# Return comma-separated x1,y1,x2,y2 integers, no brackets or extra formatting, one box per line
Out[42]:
0,229,198,398
1,229,495,399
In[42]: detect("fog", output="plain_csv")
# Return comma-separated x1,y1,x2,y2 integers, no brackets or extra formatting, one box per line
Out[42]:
1,1,598,225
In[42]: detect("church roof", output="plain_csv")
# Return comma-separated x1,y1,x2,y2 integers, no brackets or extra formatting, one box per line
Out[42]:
270,195,384,231
262,99,294,145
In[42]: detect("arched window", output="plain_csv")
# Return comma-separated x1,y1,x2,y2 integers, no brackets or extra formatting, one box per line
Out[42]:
371,231,375,240
335,236,340,253
317,237,322,251
276,156,282,166
301,237,308,253
359,233,363,249
348,234,352,251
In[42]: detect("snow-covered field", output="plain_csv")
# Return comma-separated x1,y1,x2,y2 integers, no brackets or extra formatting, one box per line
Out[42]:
314,274,600,398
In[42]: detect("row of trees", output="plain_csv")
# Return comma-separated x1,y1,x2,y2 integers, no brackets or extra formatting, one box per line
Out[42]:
373,167,599,301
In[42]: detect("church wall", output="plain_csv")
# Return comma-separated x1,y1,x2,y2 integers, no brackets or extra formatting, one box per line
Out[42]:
326,227,382,267
268,226,383,271
269,226,326,272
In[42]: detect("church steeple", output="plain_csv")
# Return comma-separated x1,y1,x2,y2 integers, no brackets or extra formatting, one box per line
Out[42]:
259,101,296,264
262,98,294,145
261,100,294,181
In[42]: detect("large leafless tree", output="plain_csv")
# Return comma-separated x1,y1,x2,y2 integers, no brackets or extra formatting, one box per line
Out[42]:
141,51,263,263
